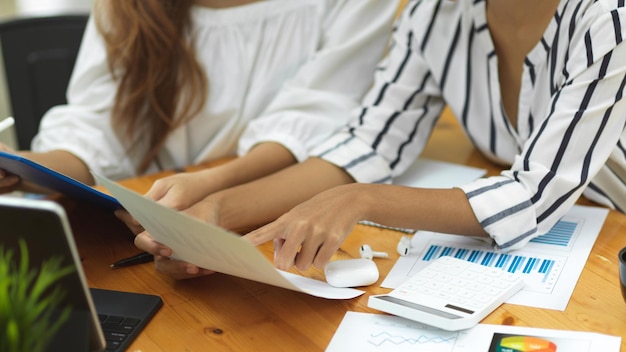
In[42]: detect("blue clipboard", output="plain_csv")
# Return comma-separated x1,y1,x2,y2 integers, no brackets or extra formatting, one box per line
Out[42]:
0,151,121,211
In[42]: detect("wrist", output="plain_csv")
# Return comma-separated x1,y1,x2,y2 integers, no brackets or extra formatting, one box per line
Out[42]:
204,190,245,233
354,184,381,222
326,183,378,224
195,166,235,194
347,183,401,226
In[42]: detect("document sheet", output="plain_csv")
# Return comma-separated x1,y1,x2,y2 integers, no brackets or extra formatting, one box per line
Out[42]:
95,174,364,300
382,205,608,310
326,312,620,352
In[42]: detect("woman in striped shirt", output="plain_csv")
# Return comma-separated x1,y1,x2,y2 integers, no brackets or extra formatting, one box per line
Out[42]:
137,0,626,275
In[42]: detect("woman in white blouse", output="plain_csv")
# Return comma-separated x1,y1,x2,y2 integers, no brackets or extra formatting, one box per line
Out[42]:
135,0,626,277
0,0,397,202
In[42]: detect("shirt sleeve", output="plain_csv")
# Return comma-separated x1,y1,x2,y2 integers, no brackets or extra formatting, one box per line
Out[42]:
459,11,626,251
311,5,446,183
237,0,399,161
313,3,626,252
31,16,137,180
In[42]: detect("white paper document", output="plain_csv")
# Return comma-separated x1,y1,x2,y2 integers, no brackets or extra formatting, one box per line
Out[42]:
394,158,486,189
95,174,364,300
382,205,608,310
326,312,621,352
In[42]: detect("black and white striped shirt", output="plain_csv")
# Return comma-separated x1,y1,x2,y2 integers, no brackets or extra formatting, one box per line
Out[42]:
312,0,626,250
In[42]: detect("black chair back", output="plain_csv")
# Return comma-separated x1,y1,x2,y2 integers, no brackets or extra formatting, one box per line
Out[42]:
0,15,89,149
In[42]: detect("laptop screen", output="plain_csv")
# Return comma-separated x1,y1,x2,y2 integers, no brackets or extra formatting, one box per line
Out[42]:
0,196,105,352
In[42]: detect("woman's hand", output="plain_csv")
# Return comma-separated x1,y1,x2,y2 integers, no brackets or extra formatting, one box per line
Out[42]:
114,209,144,235
0,143,20,193
0,168,20,194
134,229,215,280
116,170,220,241
145,169,220,211
122,169,229,280
130,194,222,280
245,183,488,272
243,184,368,271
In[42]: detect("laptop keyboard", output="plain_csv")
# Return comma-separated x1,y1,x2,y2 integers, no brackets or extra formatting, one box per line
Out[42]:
98,314,142,351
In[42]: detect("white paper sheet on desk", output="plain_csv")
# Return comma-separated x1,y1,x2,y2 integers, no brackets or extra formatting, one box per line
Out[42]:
393,158,486,188
326,312,621,352
95,173,364,300
381,205,609,311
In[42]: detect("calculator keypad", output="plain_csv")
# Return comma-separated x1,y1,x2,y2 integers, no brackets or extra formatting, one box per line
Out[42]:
368,255,525,331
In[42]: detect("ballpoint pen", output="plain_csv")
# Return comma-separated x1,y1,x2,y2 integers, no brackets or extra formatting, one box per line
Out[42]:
110,251,154,269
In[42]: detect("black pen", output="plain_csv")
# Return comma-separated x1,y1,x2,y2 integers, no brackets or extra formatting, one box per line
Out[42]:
110,252,154,269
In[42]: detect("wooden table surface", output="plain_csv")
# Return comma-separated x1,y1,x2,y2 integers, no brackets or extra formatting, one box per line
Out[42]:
63,108,626,351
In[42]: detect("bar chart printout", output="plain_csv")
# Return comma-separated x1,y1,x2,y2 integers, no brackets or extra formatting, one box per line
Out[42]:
381,205,609,310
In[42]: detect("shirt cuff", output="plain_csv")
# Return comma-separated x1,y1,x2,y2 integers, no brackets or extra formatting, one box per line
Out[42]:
458,176,539,251
312,132,393,184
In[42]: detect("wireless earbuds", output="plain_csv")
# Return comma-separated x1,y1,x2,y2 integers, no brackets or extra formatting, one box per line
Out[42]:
359,236,412,260
396,235,413,256
359,244,389,260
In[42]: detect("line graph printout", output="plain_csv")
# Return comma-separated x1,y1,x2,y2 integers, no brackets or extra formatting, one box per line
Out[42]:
381,205,609,310
325,312,620,352
327,312,459,352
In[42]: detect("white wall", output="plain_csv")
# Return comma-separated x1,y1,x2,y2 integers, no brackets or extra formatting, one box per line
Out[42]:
13,0,93,16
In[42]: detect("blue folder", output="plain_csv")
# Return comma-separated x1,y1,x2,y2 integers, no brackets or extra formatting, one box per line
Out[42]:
0,150,121,211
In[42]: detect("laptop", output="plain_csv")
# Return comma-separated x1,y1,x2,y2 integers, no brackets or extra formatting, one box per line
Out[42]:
0,196,162,352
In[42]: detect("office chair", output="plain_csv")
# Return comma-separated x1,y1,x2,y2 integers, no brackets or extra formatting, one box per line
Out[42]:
0,14,89,150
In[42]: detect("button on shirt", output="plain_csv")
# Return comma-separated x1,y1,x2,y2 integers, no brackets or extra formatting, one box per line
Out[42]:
312,0,626,250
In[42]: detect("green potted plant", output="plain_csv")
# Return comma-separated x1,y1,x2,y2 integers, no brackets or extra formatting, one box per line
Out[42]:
0,239,75,352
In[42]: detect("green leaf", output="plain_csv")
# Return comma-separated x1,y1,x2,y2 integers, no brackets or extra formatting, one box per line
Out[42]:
0,239,76,352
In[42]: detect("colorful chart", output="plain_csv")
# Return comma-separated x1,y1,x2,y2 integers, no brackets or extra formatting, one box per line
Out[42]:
496,336,557,352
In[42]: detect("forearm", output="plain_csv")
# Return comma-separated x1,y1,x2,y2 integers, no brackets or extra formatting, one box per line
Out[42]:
358,184,488,237
215,157,355,232
19,150,93,185
242,178,489,271
210,142,297,190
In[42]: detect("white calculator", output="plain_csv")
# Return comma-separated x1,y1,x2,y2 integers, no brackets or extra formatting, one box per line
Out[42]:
368,255,524,331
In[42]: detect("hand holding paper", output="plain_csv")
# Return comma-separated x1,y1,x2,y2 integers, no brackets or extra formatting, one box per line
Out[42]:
95,173,364,299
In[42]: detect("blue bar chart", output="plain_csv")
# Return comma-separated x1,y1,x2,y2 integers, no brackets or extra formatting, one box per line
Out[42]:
412,220,579,293
383,205,609,310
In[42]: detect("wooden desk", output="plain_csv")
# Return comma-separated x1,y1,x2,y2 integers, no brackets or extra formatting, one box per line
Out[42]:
66,108,626,351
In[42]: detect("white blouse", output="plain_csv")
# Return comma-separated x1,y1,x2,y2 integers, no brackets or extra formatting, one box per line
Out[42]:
312,0,626,250
32,0,397,180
